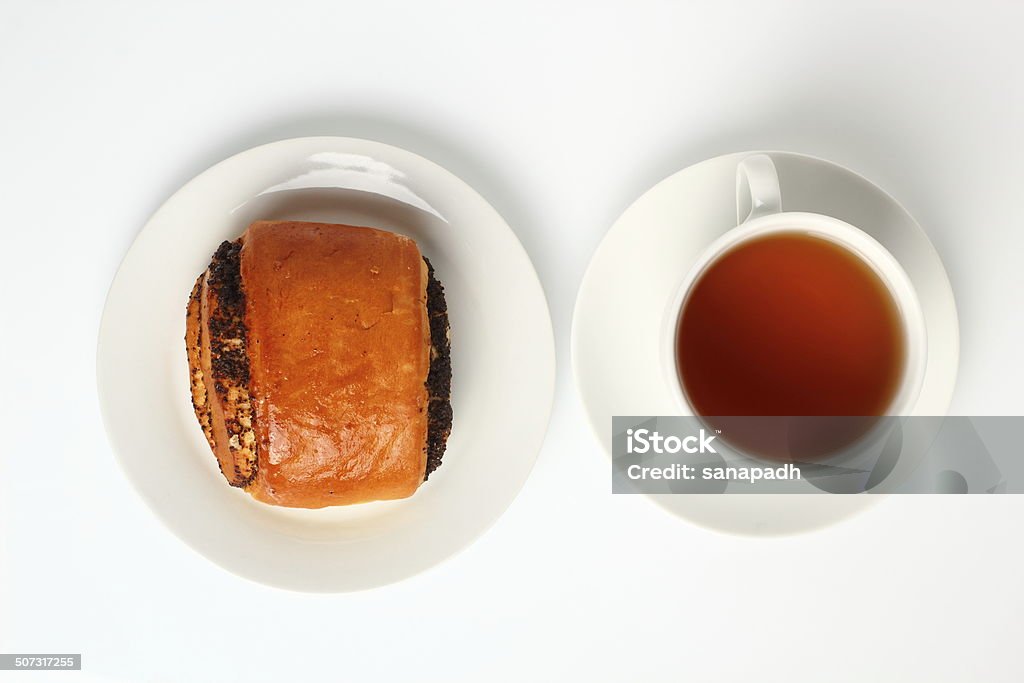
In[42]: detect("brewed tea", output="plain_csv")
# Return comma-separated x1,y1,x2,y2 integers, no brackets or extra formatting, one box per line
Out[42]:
676,232,906,419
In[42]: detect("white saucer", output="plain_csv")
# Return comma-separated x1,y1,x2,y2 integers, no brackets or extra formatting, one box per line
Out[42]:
572,151,959,535
97,137,555,591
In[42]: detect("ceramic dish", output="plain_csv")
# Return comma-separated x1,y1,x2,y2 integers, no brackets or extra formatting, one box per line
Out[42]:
572,151,958,535
98,137,556,591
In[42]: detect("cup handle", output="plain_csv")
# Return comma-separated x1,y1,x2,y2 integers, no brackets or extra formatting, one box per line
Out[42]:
736,154,782,224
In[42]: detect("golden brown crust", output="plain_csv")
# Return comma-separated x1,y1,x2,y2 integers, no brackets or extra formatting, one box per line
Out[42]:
241,221,431,508
186,221,451,508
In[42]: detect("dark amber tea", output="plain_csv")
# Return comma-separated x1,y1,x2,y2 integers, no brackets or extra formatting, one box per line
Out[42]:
676,233,906,421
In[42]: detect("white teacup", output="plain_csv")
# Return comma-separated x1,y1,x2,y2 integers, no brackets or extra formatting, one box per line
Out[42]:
662,154,928,421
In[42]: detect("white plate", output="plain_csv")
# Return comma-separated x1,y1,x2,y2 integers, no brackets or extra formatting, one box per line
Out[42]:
98,137,555,592
572,151,959,535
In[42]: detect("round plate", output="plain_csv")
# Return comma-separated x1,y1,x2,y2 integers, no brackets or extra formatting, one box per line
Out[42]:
572,151,959,535
98,137,555,591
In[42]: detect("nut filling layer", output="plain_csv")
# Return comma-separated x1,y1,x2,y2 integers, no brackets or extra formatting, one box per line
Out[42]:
187,239,258,487
424,257,452,479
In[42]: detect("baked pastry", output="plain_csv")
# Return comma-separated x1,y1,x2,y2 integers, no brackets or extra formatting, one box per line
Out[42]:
185,220,452,508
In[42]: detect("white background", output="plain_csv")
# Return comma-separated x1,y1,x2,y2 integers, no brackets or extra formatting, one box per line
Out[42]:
2,1,1024,681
